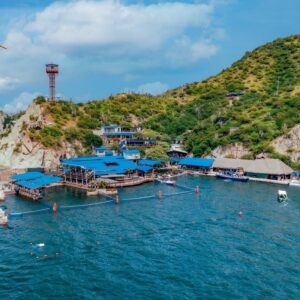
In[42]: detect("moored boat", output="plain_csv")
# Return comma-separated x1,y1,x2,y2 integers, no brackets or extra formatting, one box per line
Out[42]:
155,178,176,185
216,173,249,182
289,179,300,187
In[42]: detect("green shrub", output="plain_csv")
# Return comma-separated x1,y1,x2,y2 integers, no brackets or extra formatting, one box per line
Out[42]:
40,126,62,147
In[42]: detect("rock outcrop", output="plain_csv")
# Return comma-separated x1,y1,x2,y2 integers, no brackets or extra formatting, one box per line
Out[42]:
272,125,300,163
0,111,6,134
212,143,251,159
0,103,76,169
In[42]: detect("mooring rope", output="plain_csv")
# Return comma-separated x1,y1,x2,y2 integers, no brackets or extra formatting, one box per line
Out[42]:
9,186,197,217
59,199,114,210
172,183,194,191
163,190,194,197
120,195,156,202
9,208,50,217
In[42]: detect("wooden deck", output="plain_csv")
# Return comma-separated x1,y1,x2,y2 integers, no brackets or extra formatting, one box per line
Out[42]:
63,181,90,190
248,177,289,185
108,177,155,188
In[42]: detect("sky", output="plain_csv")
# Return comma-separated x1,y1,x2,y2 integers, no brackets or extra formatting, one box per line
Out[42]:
0,0,299,114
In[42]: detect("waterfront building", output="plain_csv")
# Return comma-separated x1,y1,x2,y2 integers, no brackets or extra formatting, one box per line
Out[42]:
61,156,154,188
179,158,215,173
10,172,62,200
213,158,293,180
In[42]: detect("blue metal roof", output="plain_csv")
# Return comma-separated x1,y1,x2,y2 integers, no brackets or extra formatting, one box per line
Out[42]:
138,159,161,166
15,175,62,189
11,172,44,181
61,156,137,175
179,157,214,168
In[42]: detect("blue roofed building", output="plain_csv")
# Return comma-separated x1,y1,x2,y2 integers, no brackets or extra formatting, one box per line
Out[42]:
61,156,138,183
61,155,155,188
93,124,136,146
11,172,62,200
179,157,215,173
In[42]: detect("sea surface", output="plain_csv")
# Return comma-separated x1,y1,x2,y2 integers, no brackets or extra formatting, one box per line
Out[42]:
1,176,300,299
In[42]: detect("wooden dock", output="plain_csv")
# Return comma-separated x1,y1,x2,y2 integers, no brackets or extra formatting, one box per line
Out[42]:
248,177,289,185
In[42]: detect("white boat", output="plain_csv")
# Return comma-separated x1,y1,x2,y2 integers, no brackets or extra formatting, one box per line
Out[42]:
163,180,176,185
0,208,8,225
0,190,5,201
277,190,288,202
289,179,300,187
156,178,176,185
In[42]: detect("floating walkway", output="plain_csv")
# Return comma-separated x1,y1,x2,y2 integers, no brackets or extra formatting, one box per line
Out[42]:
8,182,198,218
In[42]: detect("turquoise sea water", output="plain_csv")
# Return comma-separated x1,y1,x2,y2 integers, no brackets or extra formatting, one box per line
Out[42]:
1,176,300,299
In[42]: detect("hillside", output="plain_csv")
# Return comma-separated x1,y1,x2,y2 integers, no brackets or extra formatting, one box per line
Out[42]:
1,34,300,168
145,35,300,166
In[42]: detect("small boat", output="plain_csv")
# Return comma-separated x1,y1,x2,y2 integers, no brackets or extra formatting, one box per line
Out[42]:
277,190,288,202
163,180,176,185
155,178,176,185
0,207,8,225
216,173,249,182
289,179,300,187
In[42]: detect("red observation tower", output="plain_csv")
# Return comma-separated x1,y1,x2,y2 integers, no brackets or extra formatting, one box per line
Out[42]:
46,64,59,101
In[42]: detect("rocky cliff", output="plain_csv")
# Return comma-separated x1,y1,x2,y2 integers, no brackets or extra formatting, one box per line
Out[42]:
272,125,300,162
0,103,77,169
0,112,6,134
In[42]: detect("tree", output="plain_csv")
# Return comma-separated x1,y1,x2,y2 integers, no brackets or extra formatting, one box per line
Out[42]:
83,131,103,147
145,143,169,160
